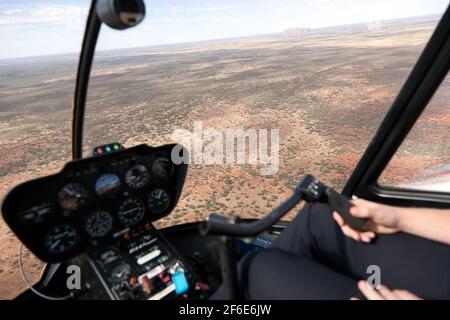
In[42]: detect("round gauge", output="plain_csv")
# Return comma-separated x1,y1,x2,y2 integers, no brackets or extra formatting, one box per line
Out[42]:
45,224,79,254
58,183,89,211
98,248,119,265
125,164,150,189
147,189,171,214
117,198,145,226
95,173,121,196
85,211,113,238
152,157,173,179
110,263,130,283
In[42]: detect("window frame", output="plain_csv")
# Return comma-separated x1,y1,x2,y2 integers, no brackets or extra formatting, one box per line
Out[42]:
343,4,450,208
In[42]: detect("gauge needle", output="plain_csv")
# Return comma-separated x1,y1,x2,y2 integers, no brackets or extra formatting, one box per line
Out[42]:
51,239,61,250
122,208,139,215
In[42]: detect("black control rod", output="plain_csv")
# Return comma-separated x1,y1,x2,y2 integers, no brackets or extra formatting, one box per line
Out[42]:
200,175,367,299
199,186,305,301
199,175,324,238
199,175,319,301
199,190,303,238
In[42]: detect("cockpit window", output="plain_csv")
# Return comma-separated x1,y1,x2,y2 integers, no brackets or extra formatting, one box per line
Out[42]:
84,0,448,229
0,0,89,300
378,73,450,193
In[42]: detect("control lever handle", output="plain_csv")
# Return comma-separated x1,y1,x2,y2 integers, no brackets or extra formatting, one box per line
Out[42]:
296,174,367,230
199,188,303,237
200,174,368,237
198,174,325,237
325,188,368,230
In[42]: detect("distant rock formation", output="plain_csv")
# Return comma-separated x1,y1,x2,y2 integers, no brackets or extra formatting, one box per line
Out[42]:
283,27,311,36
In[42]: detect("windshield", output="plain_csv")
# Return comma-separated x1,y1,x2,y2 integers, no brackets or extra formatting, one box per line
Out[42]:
0,0,448,300
84,0,448,228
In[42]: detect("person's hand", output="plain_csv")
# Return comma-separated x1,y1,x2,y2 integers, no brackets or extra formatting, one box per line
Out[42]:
352,280,422,300
333,198,402,243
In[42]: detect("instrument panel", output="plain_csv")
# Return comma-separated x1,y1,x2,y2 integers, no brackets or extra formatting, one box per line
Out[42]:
1,144,188,262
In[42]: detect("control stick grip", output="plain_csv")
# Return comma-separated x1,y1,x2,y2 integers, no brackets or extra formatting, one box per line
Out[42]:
325,188,367,230
199,214,241,236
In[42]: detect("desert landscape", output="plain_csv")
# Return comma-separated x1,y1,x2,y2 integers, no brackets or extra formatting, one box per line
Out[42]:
0,15,448,299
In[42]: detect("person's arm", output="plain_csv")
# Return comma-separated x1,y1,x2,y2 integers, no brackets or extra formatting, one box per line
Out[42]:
333,198,450,245
397,206,450,245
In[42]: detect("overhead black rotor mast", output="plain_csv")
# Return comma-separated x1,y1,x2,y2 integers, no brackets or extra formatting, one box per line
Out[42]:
71,0,146,160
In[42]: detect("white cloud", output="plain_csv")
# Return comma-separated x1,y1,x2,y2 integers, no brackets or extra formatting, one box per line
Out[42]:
0,4,88,27
149,4,246,15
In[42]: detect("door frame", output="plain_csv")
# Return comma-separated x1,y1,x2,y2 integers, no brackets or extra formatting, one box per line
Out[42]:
343,5,450,208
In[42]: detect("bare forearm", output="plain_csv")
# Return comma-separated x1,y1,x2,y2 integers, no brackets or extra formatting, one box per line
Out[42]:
397,207,450,245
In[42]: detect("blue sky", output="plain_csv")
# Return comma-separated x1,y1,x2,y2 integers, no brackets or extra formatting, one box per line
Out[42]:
0,0,448,59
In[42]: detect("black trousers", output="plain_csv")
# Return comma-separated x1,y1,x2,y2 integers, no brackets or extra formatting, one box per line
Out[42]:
213,203,450,299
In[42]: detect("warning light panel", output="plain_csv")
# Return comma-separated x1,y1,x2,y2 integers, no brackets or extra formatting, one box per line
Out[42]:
92,143,125,157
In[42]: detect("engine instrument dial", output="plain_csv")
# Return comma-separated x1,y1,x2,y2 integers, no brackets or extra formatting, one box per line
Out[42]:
147,189,171,214
58,183,89,211
125,164,150,189
117,198,145,226
45,224,79,254
110,263,131,283
151,157,173,179
85,211,113,238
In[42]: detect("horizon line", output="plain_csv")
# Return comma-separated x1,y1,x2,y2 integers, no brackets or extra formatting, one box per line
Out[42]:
0,12,441,62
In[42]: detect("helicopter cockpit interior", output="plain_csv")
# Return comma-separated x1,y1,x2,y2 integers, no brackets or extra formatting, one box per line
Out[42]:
2,143,199,300
0,0,449,301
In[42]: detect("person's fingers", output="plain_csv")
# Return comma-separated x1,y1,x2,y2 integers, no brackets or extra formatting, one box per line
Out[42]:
333,212,345,226
349,205,372,218
334,211,376,242
334,211,373,233
392,289,422,300
341,225,362,241
360,233,374,243
341,225,376,242
376,285,398,300
351,198,377,207
365,231,376,238
357,280,384,300
350,297,359,300
359,228,376,238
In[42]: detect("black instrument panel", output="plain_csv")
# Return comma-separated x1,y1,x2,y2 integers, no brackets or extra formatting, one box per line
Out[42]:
1,144,188,262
